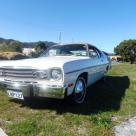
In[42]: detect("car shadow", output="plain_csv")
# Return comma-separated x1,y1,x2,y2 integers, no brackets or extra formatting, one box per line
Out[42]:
10,76,130,115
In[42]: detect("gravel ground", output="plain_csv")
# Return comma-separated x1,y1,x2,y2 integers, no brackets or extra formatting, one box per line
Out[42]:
114,117,136,136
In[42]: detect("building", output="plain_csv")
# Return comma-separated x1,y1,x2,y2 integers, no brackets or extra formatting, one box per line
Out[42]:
110,55,122,61
22,48,35,56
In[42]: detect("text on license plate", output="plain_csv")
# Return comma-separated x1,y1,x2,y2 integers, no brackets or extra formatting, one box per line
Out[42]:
7,90,24,100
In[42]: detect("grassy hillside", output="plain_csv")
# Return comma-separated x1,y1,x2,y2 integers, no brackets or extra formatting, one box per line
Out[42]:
0,52,28,60
0,37,55,48
0,63,136,136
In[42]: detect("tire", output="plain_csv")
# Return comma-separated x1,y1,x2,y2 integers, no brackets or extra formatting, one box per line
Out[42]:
71,76,87,104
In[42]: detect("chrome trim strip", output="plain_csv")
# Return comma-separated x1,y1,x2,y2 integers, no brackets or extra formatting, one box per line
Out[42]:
65,63,109,74
0,66,35,69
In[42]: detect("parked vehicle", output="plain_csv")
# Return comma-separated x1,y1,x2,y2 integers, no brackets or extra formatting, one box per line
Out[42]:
0,43,111,104
110,55,122,62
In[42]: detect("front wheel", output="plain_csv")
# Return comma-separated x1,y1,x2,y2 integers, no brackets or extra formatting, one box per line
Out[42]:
72,76,87,104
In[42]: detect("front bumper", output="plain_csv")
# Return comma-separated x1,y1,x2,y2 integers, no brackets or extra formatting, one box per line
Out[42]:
0,80,66,99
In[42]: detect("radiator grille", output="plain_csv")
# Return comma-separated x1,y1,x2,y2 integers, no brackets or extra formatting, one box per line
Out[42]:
0,67,35,78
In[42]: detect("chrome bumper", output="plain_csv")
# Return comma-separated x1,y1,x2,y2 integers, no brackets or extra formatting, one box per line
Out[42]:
1,81,66,99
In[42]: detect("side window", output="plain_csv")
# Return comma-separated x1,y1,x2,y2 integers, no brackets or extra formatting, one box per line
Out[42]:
68,44,88,56
95,48,101,58
88,46,100,58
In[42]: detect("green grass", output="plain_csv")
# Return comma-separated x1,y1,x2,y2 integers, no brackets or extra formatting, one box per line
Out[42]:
0,63,136,136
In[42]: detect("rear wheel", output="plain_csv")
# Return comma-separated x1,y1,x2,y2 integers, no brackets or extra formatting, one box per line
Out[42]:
72,76,87,104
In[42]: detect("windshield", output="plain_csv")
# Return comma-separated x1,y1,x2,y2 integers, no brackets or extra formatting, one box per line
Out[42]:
41,44,88,57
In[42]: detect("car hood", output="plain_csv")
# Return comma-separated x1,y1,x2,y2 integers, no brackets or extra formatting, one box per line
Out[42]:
0,56,88,70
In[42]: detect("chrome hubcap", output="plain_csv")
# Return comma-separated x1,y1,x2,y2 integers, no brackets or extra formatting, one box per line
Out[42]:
74,78,86,103
75,80,84,94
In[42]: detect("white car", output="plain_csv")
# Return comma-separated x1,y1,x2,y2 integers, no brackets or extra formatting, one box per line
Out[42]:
0,43,111,104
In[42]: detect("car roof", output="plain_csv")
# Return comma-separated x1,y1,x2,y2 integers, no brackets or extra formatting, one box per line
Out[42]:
53,43,97,48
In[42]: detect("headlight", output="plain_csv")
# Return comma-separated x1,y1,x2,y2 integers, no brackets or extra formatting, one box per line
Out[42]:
33,71,47,79
50,68,62,81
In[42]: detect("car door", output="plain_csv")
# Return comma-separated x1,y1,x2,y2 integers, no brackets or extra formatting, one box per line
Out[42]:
94,49,107,79
87,46,104,85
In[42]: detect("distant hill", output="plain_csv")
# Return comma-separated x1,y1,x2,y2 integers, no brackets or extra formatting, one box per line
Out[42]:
0,37,56,48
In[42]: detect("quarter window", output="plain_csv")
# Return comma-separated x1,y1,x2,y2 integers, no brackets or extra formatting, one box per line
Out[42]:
88,46,101,58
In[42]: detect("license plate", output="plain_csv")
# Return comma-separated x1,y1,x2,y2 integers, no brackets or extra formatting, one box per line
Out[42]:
7,90,24,100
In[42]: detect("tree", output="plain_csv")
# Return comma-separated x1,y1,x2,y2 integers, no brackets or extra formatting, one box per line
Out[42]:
114,40,136,64
34,41,47,56
0,41,22,52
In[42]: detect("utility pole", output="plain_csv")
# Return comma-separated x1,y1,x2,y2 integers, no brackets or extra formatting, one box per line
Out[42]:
72,38,74,43
59,32,62,44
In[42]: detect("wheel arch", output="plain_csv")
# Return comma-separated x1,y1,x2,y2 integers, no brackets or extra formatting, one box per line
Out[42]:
78,72,88,85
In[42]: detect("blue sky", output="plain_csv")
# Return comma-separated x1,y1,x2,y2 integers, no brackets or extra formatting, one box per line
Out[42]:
0,0,136,52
